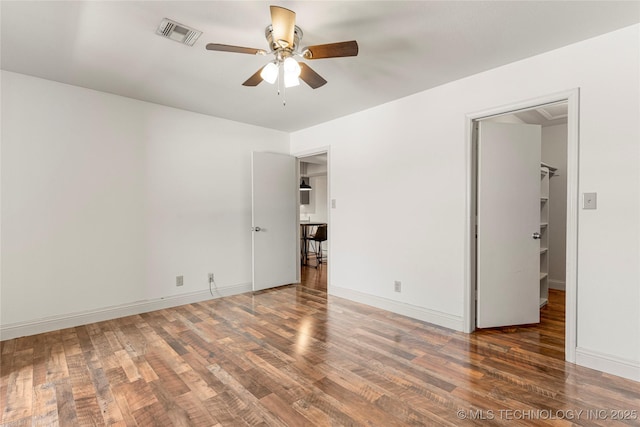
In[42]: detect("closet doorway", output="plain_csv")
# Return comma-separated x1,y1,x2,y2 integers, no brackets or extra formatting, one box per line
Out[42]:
297,151,329,292
466,90,579,362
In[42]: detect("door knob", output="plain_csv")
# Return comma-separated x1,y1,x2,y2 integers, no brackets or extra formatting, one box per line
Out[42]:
252,226,262,232
532,232,541,239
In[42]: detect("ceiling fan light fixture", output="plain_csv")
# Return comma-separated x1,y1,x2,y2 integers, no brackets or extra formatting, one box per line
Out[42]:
300,178,312,191
284,74,300,88
283,57,301,87
283,57,301,77
260,62,279,84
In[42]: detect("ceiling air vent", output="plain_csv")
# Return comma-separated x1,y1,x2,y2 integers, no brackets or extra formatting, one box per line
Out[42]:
156,18,202,46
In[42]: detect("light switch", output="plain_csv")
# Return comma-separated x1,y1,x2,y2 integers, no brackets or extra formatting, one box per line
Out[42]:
583,192,597,209
331,199,336,209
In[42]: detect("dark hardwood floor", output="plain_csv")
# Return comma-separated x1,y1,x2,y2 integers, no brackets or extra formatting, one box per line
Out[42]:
2,274,639,426
299,264,327,292
475,289,566,361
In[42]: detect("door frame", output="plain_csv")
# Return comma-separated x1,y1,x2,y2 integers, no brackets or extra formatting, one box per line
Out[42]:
293,146,331,285
464,89,580,363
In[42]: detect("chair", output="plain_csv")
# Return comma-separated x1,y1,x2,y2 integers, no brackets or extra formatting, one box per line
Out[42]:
309,224,327,268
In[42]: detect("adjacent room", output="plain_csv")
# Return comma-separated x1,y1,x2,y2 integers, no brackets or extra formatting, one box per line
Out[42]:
2,1,639,425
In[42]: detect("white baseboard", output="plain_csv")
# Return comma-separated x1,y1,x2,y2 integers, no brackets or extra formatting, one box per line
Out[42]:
329,285,464,332
575,347,640,382
0,283,252,341
549,279,566,290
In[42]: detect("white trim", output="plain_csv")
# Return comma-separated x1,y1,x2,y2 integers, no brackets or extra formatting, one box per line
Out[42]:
548,279,566,290
250,152,257,291
292,146,331,159
330,285,464,332
575,347,640,382
293,146,332,288
564,90,580,363
0,283,252,341
463,118,476,333
464,89,580,363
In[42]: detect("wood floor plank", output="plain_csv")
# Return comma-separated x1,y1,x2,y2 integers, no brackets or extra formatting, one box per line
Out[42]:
314,375,399,425
200,391,238,425
2,272,639,426
31,382,58,426
131,401,174,426
2,351,34,423
111,385,139,426
45,343,69,384
173,391,219,426
144,350,190,397
115,379,157,413
54,379,78,426
206,363,287,426
260,392,314,426
73,395,104,426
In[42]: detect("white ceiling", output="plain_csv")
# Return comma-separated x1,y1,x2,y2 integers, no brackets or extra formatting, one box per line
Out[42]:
2,1,638,132
514,103,568,127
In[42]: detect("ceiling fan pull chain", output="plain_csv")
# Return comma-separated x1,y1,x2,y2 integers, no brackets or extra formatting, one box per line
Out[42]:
277,64,282,96
282,76,287,106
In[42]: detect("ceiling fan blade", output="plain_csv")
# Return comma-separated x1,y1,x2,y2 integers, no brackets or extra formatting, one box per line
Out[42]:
206,43,266,55
242,67,264,87
270,5,296,48
302,41,359,59
299,63,327,89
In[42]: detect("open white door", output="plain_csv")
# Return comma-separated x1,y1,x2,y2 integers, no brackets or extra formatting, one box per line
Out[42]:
251,152,297,291
477,122,541,328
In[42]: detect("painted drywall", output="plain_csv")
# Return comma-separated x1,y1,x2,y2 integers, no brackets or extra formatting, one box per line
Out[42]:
1,71,289,329
542,124,568,289
310,176,328,224
291,25,640,376
300,176,328,223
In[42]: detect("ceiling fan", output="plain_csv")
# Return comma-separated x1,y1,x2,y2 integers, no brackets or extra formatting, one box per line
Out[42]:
205,5,358,90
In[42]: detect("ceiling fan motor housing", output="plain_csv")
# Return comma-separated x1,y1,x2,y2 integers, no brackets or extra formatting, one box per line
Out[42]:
265,25,303,53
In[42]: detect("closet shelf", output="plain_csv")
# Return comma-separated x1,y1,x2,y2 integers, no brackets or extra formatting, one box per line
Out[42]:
541,162,559,176
539,162,553,313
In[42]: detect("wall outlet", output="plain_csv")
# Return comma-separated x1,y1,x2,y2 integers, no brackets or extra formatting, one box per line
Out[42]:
176,275,184,287
208,273,214,283
394,280,402,293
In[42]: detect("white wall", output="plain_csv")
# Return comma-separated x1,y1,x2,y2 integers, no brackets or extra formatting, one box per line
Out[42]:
542,124,568,290
1,71,289,333
291,25,640,379
310,176,328,224
300,176,328,223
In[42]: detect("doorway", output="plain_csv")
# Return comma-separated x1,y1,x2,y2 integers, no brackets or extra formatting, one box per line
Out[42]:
297,151,329,292
465,90,579,362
